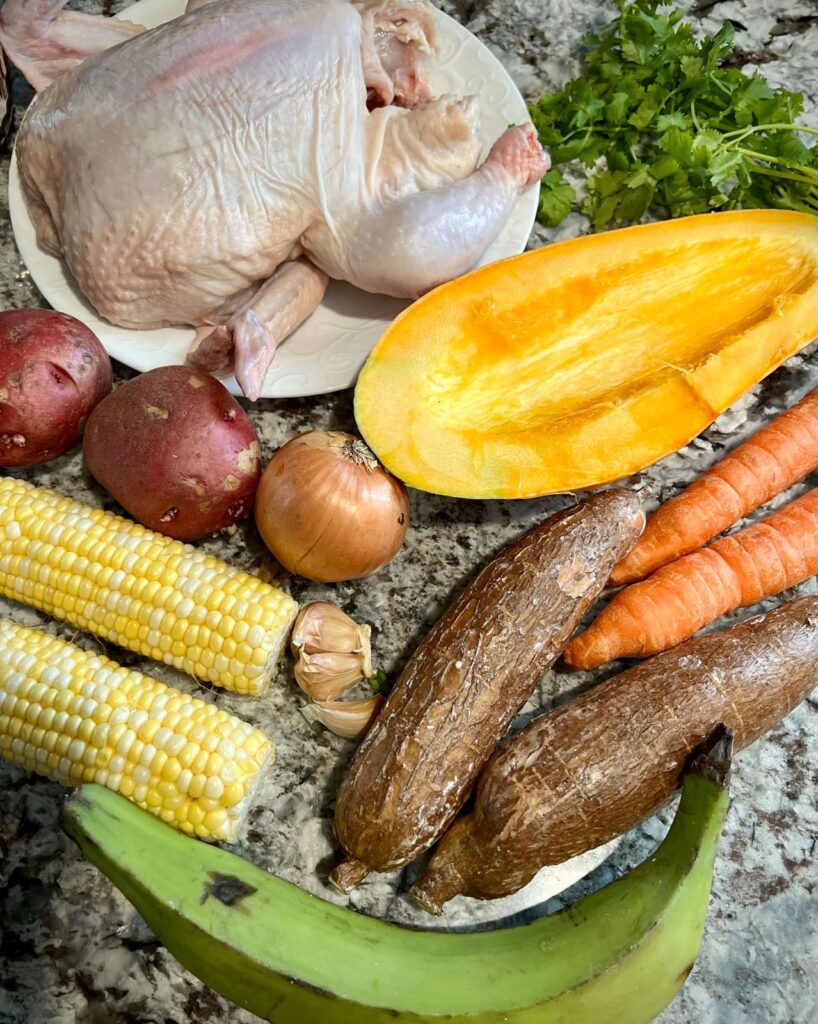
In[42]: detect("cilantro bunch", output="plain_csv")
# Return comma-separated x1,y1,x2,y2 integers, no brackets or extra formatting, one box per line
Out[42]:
529,0,818,228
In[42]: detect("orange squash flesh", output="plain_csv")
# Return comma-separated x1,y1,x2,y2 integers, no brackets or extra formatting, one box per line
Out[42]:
354,211,818,499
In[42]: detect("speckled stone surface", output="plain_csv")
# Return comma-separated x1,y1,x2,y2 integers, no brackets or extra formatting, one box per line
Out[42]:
0,1,816,1022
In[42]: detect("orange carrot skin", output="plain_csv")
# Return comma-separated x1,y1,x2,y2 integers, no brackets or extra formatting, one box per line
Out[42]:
612,389,818,586
566,488,818,668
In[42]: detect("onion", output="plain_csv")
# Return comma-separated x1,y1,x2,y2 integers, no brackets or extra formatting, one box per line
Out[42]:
255,431,409,582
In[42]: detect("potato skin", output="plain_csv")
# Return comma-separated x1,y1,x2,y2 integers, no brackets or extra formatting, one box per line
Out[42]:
331,490,645,888
83,365,261,540
0,309,112,466
413,596,818,909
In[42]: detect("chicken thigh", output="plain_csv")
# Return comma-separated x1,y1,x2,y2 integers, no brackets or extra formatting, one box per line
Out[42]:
3,0,548,398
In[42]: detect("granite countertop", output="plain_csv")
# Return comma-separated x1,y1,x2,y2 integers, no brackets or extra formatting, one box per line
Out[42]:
0,1,816,1022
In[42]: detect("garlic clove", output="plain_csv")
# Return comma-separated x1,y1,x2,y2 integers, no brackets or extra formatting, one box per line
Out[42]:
301,696,385,740
294,650,370,702
292,602,372,663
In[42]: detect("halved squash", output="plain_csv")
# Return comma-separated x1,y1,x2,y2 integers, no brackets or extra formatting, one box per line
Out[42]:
354,210,818,499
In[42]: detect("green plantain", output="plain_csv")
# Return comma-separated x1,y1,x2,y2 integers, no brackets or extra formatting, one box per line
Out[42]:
62,733,732,1024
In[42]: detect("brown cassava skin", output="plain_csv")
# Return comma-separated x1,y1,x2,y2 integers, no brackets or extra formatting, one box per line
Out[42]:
330,489,645,890
0,309,112,466
84,365,261,541
411,597,818,913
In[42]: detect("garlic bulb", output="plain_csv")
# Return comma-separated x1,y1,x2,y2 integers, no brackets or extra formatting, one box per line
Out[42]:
254,431,409,582
292,602,373,701
301,696,385,740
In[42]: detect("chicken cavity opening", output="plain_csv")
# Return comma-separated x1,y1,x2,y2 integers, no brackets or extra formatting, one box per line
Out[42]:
355,0,437,109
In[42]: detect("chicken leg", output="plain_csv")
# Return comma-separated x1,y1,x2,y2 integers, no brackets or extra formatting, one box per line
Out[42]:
304,124,549,297
0,0,144,91
187,258,329,400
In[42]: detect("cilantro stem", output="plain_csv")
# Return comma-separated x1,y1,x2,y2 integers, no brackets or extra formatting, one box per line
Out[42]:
559,124,630,142
741,157,818,188
722,122,818,140
708,72,733,97
655,83,684,115
737,146,818,182
782,190,818,213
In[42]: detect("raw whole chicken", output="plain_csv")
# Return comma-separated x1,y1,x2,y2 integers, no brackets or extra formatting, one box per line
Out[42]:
1,0,548,398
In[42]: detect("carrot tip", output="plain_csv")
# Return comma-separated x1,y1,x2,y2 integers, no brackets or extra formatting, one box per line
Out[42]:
563,635,603,671
609,566,636,587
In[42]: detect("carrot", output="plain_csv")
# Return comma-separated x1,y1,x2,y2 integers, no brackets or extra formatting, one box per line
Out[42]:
611,389,818,586
565,488,818,669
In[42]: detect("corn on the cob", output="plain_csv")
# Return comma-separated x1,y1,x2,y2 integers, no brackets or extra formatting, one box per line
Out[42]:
0,619,271,841
0,478,298,696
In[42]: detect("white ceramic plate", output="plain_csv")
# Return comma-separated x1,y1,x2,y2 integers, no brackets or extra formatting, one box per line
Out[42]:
390,836,623,930
9,0,540,399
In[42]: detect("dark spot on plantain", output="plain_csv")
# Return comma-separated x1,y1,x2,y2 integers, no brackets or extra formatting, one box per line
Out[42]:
200,871,257,907
677,961,696,984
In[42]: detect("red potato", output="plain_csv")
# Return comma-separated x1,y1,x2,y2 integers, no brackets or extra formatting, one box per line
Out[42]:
83,365,262,540
0,309,112,466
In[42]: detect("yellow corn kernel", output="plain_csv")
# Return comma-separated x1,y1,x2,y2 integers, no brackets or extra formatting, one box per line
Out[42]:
178,743,198,770
222,781,246,807
0,620,273,842
190,749,210,774
203,808,228,836
188,774,206,799
0,479,298,695
138,719,161,744
150,750,168,777
188,804,206,827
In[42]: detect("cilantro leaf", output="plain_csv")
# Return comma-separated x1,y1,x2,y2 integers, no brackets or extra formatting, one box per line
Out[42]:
656,111,689,131
527,0,818,229
606,92,631,124
538,170,577,227
628,96,660,130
